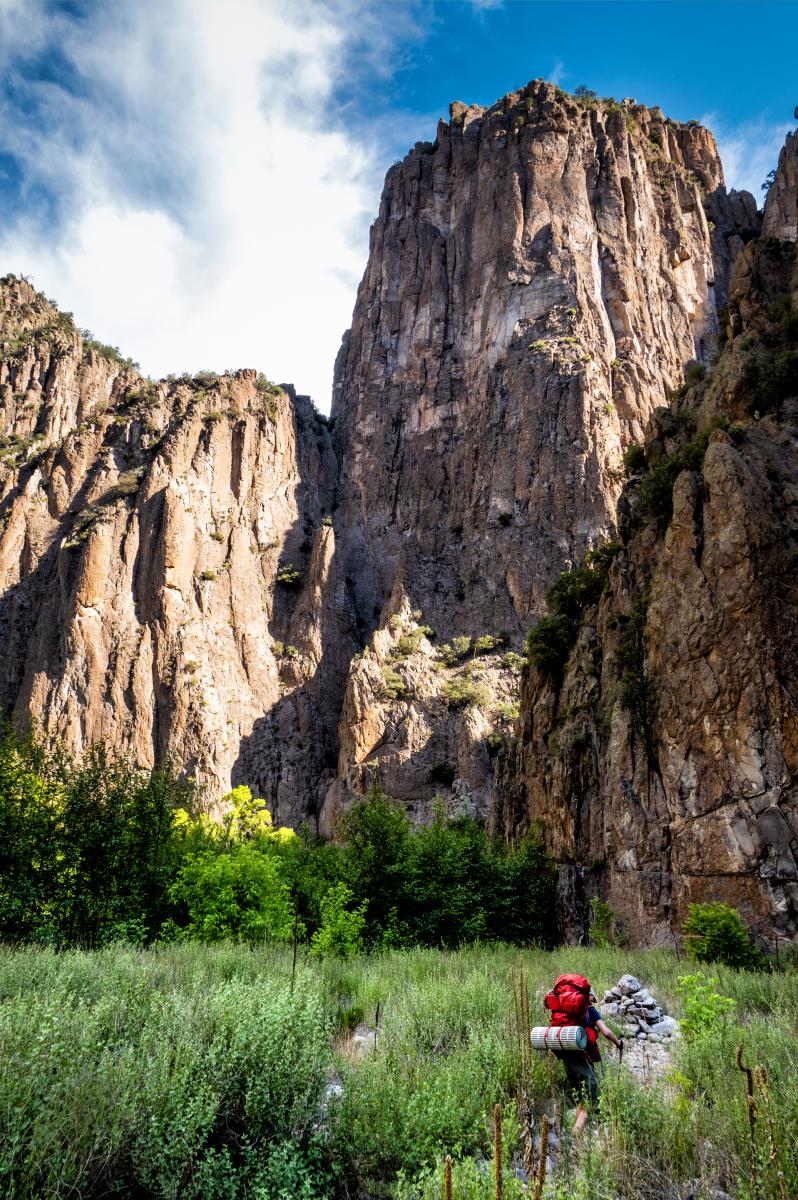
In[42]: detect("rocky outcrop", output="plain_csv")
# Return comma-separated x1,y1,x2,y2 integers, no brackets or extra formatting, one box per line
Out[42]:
332,80,757,641
495,219,798,944
0,278,353,820
763,131,798,241
3,82,793,944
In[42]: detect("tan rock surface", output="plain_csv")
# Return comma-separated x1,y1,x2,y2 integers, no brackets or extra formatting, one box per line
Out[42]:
332,82,756,640
495,225,798,944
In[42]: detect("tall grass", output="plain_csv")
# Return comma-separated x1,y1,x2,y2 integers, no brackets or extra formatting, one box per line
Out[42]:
0,942,796,1198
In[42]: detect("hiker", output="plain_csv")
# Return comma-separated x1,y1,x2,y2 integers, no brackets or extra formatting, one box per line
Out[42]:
543,973,623,1133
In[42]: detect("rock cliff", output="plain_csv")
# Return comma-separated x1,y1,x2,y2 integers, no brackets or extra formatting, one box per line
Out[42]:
494,161,798,943
0,278,352,821
332,80,756,640
4,80,797,947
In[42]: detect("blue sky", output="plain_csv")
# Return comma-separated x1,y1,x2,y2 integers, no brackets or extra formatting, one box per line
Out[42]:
0,0,795,408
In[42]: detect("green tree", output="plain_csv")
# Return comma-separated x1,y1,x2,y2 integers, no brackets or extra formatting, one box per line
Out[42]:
310,882,367,958
682,901,766,969
168,843,294,942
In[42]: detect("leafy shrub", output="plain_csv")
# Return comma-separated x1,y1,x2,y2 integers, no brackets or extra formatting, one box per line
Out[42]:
441,676,490,710
501,651,525,670
494,701,519,721
276,564,303,589
526,614,574,682
588,897,622,947
623,442,647,474
381,667,407,700
0,949,332,1198
682,901,766,969
310,883,367,958
169,844,294,942
676,972,737,1041
199,569,217,581
472,634,498,655
747,347,798,413
439,635,473,665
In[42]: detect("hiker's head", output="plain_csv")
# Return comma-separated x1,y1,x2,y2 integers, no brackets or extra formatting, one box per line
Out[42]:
589,990,596,1003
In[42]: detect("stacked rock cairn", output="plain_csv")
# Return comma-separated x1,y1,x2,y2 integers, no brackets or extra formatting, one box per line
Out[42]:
600,974,679,1041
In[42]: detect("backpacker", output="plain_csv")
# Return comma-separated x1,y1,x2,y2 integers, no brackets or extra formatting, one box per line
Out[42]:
543,974,599,1060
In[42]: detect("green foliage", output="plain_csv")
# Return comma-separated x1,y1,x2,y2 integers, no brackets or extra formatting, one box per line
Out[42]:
501,650,525,671
396,626,433,657
276,563,303,588
439,635,474,665
638,416,730,523
683,901,767,970
623,442,647,474
588,897,623,947
310,883,367,958
0,728,192,946
381,666,407,699
82,336,139,371
526,542,622,682
676,972,737,1041
441,675,490,710
168,844,294,942
0,946,332,1198
746,347,798,414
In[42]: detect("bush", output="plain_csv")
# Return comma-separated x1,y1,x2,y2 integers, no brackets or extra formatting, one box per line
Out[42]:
168,844,294,942
682,901,766,969
276,564,303,589
526,613,575,682
381,667,407,700
441,676,490,710
439,635,473,665
623,442,647,474
310,883,367,958
676,972,737,1041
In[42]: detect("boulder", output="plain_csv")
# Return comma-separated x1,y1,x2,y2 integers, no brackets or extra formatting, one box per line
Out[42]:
618,974,642,994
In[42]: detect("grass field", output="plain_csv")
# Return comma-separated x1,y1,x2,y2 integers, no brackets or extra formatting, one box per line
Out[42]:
1,942,796,1199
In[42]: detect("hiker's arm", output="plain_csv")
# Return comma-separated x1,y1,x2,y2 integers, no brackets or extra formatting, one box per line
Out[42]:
596,1018,623,1048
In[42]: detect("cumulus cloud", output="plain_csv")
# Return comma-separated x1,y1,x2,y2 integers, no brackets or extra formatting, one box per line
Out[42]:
0,0,414,409
701,110,794,200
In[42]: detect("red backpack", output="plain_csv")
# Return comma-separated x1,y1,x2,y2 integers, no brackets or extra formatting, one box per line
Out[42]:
544,974,591,1024
543,974,599,1059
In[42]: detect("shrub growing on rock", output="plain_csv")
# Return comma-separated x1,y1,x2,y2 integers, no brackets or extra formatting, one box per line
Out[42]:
682,901,766,970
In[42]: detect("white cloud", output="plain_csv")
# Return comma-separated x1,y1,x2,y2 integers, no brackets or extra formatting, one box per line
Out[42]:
701,111,794,201
0,0,406,409
549,60,566,87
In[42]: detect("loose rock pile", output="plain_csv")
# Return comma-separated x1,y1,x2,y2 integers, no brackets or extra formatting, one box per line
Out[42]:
601,974,678,1042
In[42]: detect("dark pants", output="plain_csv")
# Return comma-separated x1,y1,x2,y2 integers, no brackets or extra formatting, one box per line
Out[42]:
561,1053,599,1106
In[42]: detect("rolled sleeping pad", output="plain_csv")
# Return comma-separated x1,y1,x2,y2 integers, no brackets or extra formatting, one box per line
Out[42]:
530,1025,588,1052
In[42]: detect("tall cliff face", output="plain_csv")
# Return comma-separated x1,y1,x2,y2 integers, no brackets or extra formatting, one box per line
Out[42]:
0,82,782,903
332,80,757,643
0,278,354,821
495,142,798,944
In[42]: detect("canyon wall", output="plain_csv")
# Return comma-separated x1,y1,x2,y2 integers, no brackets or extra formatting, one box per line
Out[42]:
494,131,798,944
5,81,798,944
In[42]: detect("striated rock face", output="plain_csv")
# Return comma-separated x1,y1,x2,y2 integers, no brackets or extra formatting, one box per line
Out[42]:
0,278,354,821
332,80,756,641
495,222,798,944
3,83,795,951
763,130,798,241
